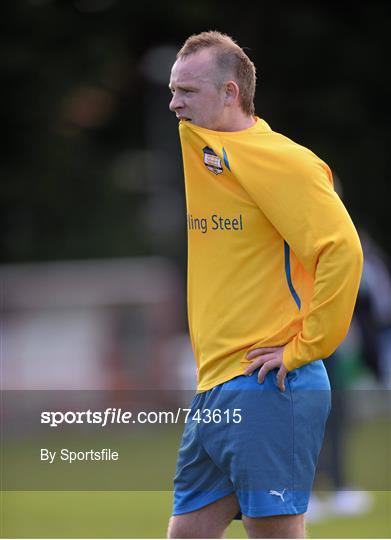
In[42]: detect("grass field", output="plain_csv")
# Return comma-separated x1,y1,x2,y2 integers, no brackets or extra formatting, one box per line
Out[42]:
1,490,390,538
1,418,390,538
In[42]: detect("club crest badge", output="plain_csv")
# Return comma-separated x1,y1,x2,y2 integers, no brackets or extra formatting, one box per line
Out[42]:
203,146,223,175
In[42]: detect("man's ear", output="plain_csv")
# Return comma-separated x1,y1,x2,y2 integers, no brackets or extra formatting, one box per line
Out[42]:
225,81,240,106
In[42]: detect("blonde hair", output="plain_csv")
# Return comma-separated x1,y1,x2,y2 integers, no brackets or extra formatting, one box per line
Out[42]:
177,31,256,116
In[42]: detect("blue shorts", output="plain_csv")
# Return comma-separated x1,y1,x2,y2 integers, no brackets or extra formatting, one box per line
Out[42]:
173,360,331,518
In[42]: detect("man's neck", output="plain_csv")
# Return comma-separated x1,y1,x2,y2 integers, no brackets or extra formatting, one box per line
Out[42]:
216,112,256,132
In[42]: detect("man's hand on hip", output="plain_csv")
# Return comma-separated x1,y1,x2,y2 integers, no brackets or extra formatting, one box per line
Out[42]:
244,346,288,392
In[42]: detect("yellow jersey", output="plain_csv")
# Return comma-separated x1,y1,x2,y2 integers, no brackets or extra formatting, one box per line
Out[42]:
178,117,363,392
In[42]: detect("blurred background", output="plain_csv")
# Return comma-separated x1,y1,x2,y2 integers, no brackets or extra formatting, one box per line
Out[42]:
1,0,390,538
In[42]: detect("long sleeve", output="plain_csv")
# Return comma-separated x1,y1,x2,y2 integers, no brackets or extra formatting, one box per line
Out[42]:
237,143,363,370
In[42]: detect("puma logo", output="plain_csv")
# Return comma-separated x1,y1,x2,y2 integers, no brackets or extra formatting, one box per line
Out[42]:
269,488,287,502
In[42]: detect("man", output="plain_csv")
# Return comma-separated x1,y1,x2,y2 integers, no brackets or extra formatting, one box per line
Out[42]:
167,31,363,538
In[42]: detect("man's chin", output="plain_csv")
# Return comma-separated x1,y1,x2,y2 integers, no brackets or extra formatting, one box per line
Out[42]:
185,119,206,127
191,119,220,130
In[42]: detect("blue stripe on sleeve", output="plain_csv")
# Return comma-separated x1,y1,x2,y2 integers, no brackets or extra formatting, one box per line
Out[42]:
284,241,301,310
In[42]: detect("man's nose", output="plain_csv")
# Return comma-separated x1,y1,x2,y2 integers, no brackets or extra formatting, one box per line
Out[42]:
169,93,183,112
